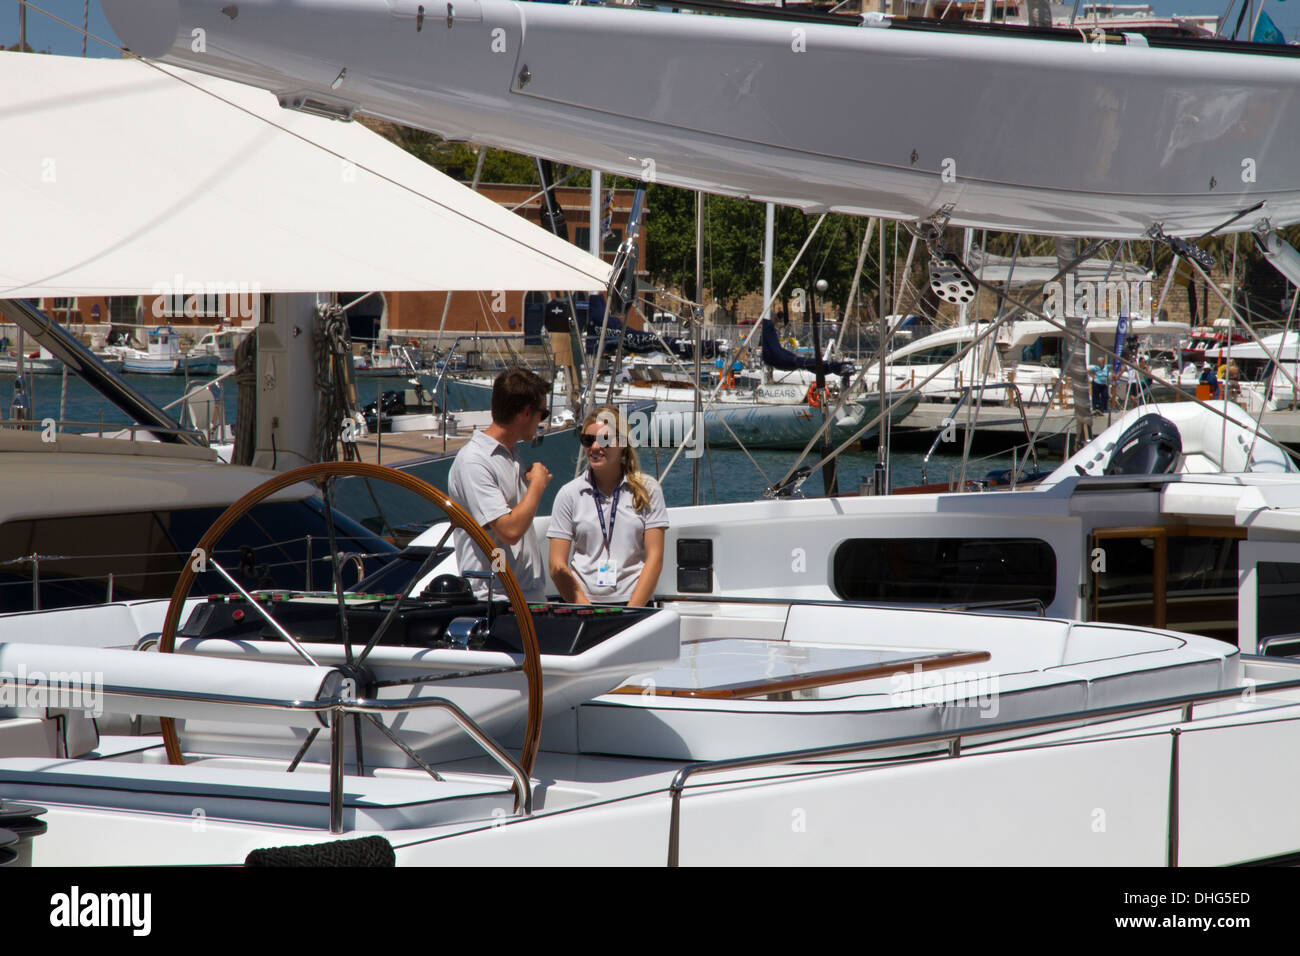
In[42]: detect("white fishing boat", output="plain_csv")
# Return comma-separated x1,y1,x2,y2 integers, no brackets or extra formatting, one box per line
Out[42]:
189,326,252,368
0,347,66,376
0,341,127,376
119,327,221,376
355,343,429,376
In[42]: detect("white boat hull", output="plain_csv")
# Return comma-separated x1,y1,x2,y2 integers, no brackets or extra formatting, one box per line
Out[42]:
122,355,221,375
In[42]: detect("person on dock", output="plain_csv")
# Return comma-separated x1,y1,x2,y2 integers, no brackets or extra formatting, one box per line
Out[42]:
447,368,552,602
548,405,668,606
1200,363,1220,400
1086,360,1112,414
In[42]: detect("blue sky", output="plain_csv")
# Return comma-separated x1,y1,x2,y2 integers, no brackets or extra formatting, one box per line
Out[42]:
2,0,1297,53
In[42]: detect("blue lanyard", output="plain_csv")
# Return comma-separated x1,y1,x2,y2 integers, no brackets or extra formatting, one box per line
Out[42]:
589,470,621,555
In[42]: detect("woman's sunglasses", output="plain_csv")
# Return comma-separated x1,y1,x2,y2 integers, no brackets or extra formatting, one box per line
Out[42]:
580,433,612,448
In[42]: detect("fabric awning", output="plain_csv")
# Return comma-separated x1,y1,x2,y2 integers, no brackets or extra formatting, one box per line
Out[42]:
0,52,610,298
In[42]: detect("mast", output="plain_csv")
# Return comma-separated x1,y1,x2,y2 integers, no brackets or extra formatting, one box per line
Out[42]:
14,5,25,398
877,219,889,493
762,203,775,322
692,190,703,506
590,170,602,258
807,215,836,496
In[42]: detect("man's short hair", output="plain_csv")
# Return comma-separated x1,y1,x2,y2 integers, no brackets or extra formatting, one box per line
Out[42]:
492,367,551,424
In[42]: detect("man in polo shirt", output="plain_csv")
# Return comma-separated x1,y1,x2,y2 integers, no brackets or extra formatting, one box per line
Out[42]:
447,368,552,602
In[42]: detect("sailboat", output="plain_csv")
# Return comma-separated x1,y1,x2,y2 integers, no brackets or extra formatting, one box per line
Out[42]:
9,19,1300,867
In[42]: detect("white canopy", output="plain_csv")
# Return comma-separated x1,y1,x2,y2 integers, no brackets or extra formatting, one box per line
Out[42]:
0,52,610,298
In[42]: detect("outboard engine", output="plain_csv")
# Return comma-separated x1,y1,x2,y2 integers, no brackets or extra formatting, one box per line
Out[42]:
1104,414,1182,476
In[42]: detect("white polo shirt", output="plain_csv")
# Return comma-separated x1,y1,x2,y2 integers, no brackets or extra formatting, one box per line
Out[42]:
447,429,546,602
547,472,669,603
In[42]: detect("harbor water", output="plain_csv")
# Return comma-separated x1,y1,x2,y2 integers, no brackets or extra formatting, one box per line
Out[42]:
15,371,1027,508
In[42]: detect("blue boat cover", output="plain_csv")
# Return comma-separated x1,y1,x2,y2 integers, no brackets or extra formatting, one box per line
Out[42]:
760,320,854,378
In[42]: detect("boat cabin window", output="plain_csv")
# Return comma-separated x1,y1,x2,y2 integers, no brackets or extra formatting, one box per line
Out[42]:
0,500,396,613
1020,336,1063,368
832,537,1056,609
1090,527,1242,643
896,344,959,367
1255,562,1300,653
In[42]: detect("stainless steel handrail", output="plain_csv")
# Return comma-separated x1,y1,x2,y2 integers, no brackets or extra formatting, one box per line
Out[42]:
664,671,1300,866
921,382,1036,484
37,679,533,833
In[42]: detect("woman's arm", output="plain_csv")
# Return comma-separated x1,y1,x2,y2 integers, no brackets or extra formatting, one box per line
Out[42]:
548,537,590,604
626,527,665,607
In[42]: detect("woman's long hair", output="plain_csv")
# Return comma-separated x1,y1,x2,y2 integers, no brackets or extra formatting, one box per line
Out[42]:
583,405,651,512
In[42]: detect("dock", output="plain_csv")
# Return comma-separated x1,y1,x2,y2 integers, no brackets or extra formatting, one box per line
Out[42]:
347,430,469,467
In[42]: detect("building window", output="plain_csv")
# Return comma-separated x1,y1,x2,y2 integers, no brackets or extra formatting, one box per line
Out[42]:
107,296,139,325
832,537,1056,608
158,293,223,319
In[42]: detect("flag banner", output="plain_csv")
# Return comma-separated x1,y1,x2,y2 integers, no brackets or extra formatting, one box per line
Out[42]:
1254,10,1287,43
601,189,616,239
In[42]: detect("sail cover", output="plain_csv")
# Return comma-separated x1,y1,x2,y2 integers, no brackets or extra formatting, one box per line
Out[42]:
586,310,666,355
0,52,610,298
760,320,853,377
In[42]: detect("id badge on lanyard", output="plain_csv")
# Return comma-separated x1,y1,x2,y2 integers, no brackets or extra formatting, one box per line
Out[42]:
592,472,621,591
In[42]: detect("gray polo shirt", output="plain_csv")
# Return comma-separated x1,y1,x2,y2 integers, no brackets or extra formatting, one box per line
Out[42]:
447,430,546,602
547,472,669,602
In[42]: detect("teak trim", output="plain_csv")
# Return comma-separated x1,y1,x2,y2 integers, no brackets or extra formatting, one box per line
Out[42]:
609,649,992,700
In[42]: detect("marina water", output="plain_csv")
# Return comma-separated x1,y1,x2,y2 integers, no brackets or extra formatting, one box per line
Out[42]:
23,372,1019,506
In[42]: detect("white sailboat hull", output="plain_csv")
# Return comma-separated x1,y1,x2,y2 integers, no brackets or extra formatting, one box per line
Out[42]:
104,0,1300,238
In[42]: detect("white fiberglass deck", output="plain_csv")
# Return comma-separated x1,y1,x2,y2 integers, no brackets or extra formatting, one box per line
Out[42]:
576,604,1240,760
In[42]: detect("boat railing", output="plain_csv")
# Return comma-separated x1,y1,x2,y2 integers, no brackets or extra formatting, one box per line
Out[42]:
74,680,531,833
920,381,1038,485
666,668,1300,866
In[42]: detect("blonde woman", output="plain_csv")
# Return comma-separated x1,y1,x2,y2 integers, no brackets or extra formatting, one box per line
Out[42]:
548,406,668,605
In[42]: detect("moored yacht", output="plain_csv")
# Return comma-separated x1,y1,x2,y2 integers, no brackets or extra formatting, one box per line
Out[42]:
2,433,1299,865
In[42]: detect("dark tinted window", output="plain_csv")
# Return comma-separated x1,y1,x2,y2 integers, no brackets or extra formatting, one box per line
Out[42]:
1257,561,1300,641
833,538,1056,607
899,344,958,366
0,500,396,612
1093,534,1238,641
